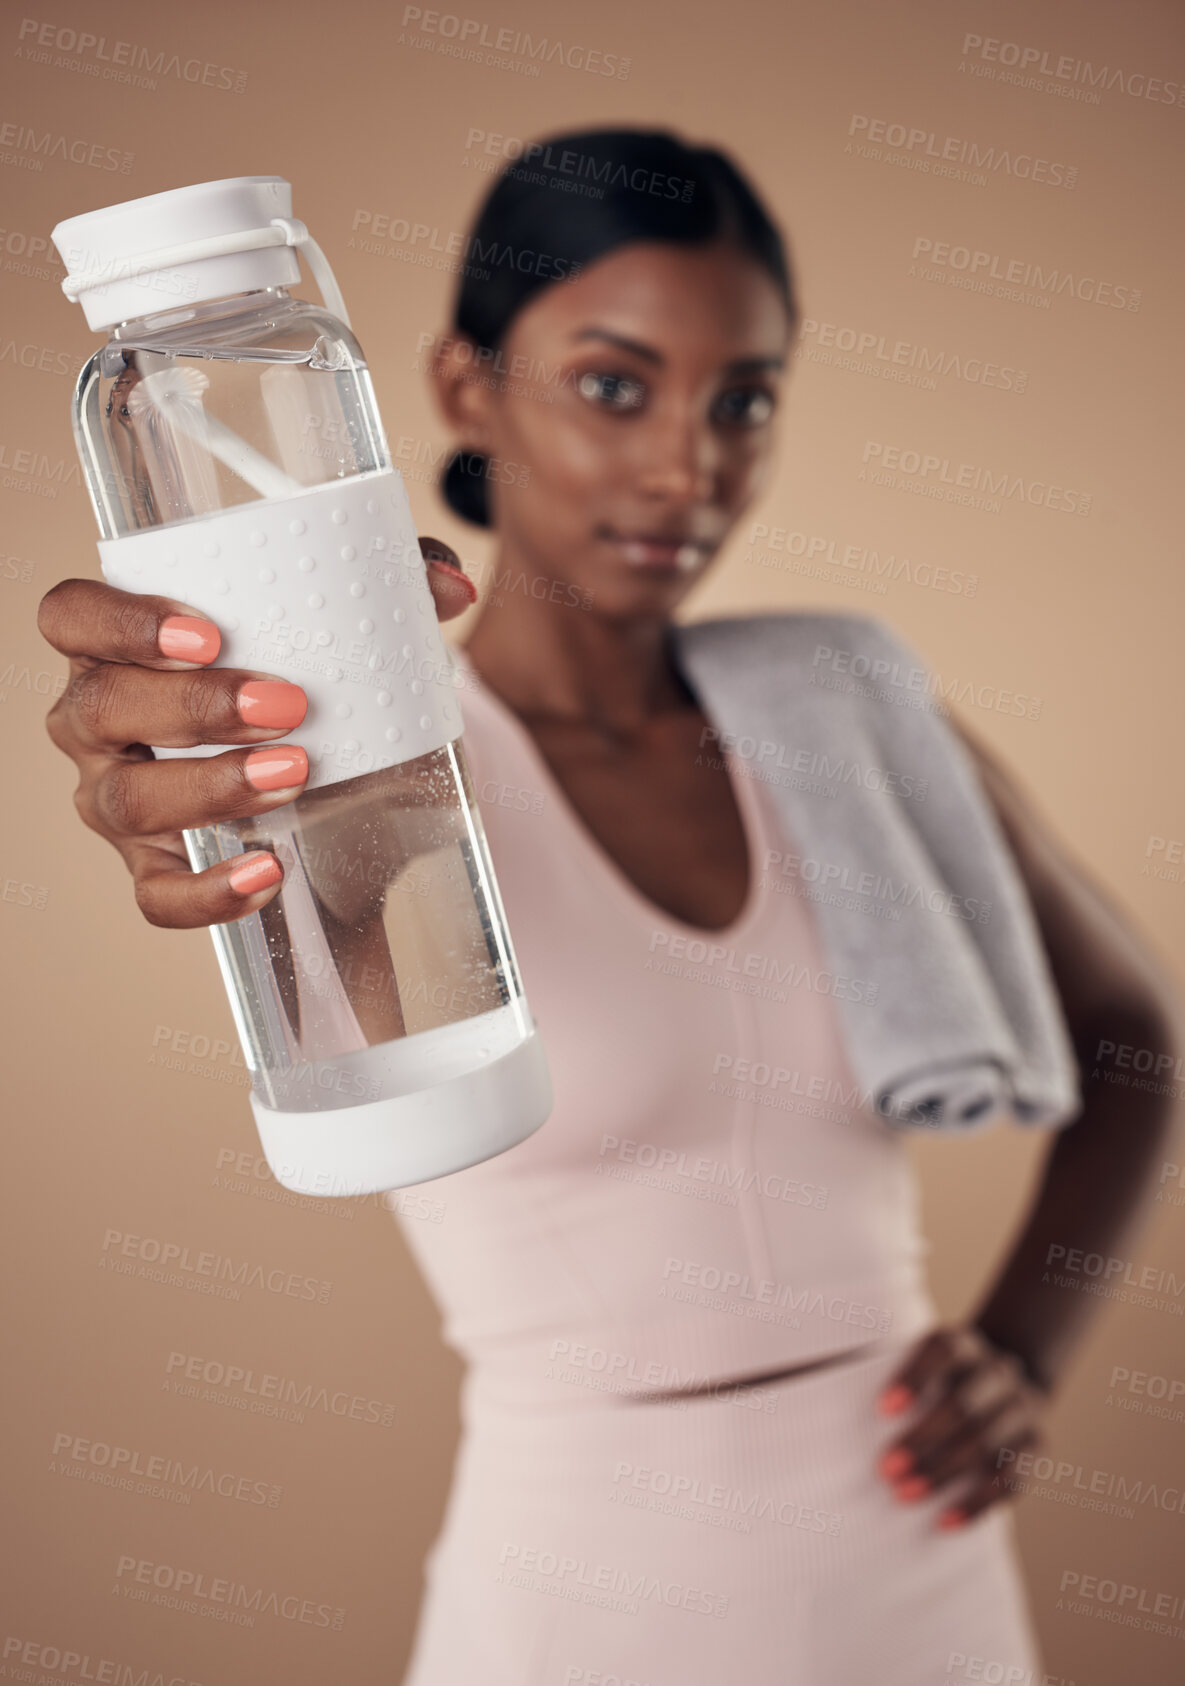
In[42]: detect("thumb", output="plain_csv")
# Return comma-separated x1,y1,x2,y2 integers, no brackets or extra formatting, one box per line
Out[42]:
420,537,478,620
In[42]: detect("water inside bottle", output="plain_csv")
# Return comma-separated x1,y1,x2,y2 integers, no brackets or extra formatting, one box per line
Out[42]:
184,737,531,1114
75,291,534,1114
82,303,389,531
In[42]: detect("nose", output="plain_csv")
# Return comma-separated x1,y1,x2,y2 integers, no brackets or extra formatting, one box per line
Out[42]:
634,406,718,505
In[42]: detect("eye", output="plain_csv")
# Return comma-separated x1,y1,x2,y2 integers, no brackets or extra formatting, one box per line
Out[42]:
577,370,647,412
713,386,776,428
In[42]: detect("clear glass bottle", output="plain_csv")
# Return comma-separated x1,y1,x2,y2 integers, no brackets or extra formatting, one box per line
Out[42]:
53,180,551,1196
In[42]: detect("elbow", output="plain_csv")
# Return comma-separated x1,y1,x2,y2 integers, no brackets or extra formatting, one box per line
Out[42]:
1073,997,1185,1134
1078,1002,1183,1076
1068,959,1185,1070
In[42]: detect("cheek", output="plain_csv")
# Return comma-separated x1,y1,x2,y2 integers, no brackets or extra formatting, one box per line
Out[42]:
500,396,620,505
723,433,778,504
487,404,597,543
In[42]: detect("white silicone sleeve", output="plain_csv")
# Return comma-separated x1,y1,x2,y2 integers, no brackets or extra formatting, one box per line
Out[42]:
96,467,463,792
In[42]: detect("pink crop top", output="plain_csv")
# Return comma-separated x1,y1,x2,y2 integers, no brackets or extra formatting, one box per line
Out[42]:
388,640,940,1393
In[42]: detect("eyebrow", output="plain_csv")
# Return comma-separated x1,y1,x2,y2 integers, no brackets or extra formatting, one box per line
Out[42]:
569,328,785,374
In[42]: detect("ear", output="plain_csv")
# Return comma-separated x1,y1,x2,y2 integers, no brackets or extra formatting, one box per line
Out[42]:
427,331,496,449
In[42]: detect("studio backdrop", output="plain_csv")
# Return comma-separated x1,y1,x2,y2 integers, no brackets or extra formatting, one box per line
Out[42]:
2,1,1183,1682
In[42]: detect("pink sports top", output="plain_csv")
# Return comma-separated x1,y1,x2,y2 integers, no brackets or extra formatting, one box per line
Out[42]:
390,640,940,1393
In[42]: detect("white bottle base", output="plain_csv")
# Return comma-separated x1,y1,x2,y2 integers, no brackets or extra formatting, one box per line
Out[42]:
251,1025,553,1196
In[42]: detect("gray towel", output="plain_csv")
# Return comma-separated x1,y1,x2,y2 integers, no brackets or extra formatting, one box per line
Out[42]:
670,611,1082,1132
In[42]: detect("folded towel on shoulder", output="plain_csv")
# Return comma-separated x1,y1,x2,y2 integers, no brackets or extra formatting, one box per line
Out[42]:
671,610,1082,1133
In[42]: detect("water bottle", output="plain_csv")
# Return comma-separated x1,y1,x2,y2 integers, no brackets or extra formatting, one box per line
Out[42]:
50,174,552,1197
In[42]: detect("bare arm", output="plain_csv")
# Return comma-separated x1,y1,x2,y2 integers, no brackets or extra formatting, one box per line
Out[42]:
948,712,1185,1391
874,714,1185,1528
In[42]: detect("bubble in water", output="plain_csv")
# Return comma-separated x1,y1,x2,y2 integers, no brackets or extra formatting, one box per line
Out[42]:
307,335,350,372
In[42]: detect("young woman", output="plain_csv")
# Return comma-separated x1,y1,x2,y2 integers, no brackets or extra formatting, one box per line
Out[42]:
38,129,1181,1683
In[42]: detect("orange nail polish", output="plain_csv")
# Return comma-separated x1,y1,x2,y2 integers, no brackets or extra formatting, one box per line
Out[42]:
878,1385,914,1416
159,615,220,663
938,1509,966,1529
879,1447,914,1479
244,746,308,791
228,853,283,895
428,557,478,603
238,679,308,728
893,1475,930,1502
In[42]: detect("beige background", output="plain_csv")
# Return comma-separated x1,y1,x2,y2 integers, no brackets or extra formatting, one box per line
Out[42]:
2,0,1183,1679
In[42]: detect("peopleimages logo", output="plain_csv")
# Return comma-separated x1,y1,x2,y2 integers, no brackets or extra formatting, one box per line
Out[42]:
808,642,1043,724
2,1637,201,1685
645,928,877,1005
611,1461,842,1535
910,237,1141,311
15,18,249,93
859,440,1091,517
164,1350,396,1426
661,1257,892,1334
1056,1569,1185,1641
0,224,63,280
99,1229,332,1304
50,1429,281,1509
398,8,631,79
846,115,1077,189
996,1446,1185,1519
746,521,978,599
463,128,693,201
1108,1363,1185,1422
1043,1244,1184,1316
599,1127,831,1208
349,209,581,283
763,847,992,925
798,316,1028,393
0,120,132,173
959,33,1185,109
113,1556,345,1629
496,1542,728,1618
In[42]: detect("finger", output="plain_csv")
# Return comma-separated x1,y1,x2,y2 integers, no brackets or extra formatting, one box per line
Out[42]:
935,1428,1043,1529
422,539,477,619
50,664,308,756
79,742,310,840
37,550,474,684
878,1327,980,1417
898,1401,1024,1493
881,1356,1023,1476
923,1416,1045,1497
890,1412,1041,1505
984,1420,1044,1500
38,578,223,669
936,1478,1004,1528
125,839,288,930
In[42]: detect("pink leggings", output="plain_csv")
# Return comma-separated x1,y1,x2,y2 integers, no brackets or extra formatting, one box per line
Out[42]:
401,1328,1045,1685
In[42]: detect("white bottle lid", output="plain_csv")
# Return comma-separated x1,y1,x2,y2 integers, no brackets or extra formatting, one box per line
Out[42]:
50,175,309,332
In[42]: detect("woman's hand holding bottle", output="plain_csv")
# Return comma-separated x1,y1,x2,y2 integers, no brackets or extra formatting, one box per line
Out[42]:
35,540,476,930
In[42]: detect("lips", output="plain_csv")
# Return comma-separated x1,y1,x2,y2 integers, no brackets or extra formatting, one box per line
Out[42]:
598,525,712,571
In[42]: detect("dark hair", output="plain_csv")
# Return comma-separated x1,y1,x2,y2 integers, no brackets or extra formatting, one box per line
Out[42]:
440,126,798,527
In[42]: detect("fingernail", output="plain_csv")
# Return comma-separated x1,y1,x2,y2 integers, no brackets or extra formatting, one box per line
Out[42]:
428,557,478,602
893,1475,930,1502
159,615,220,663
228,852,283,895
878,1447,914,1479
878,1385,914,1416
423,545,464,572
244,746,309,791
238,680,308,729
938,1509,967,1529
